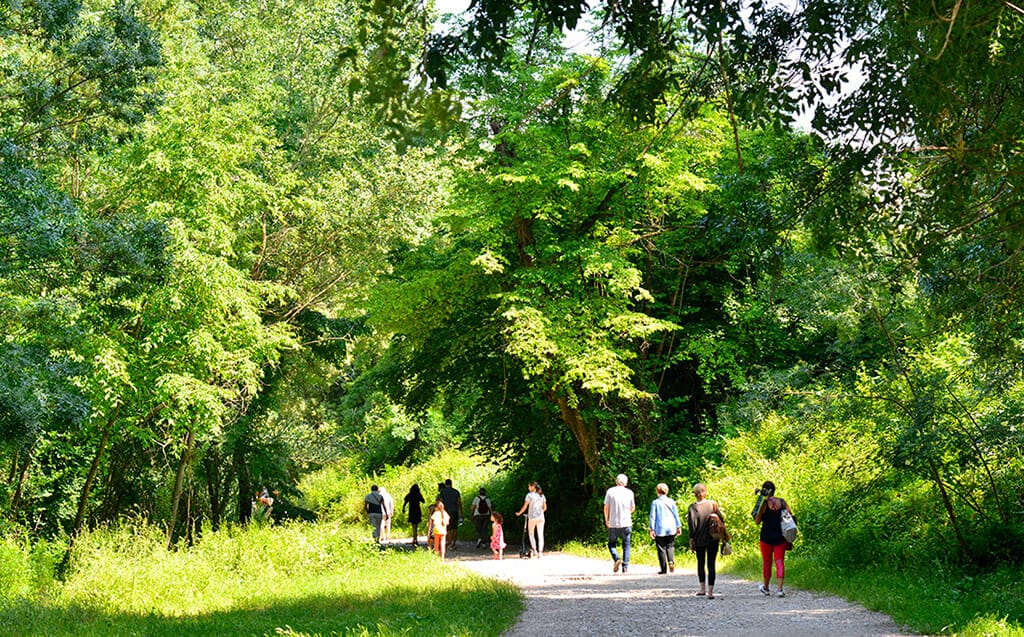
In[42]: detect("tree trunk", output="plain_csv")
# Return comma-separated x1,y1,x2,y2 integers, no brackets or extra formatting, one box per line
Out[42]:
203,452,222,531
930,460,969,556
233,433,253,525
167,426,196,549
9,446,34,513
6,448,18,487
551,392,600,472
72,409,120,537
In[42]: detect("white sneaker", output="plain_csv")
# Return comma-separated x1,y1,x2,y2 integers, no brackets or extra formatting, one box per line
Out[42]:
776,589,786,598
758,584,771,595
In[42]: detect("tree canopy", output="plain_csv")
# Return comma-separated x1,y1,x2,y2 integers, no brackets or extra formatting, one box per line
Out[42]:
1,0,1022,569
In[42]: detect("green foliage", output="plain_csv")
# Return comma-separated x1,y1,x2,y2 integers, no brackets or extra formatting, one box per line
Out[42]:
0,530,62,603
699,362,1024,634
300,449,504,525
0,0,161,153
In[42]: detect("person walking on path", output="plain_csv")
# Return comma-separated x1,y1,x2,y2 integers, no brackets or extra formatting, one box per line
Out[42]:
604,473,636,573
439,479,462,549
649,483,682,575
471,488,493,548
379,486,395,542
515,481,547,558
431,500,451,560
754,480,795,597
687,482,726,598
490,511,507,559
403,484,426,546
364,485,386,543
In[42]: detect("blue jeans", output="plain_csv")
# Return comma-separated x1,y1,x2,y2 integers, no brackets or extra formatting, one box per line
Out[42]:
607,526,632,567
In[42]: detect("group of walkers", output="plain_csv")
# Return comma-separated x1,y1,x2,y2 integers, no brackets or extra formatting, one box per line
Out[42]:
365,474,795,598
603,474,795,598
365,479,546,562
366,479,464,556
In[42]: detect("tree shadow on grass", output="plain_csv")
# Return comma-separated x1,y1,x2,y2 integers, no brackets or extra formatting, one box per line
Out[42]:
0,583,520,637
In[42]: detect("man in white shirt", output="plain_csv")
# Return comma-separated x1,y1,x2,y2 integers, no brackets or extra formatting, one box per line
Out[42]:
603,473,636,573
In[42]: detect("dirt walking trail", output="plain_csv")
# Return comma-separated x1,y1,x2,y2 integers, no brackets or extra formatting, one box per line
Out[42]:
456,550,918,637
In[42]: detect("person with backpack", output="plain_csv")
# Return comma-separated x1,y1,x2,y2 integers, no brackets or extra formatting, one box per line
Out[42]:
648,483,683,575
754,480,795,598
471,488,493,548
687,482,727,599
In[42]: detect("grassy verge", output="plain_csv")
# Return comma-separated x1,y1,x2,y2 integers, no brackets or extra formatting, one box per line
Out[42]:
564,535,1024,635
0,522,522,637
718,546,1024,636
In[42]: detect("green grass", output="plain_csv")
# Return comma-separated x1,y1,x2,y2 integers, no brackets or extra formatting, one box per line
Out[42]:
716,544,1024,636
565,535,1024,636
0,522,522,637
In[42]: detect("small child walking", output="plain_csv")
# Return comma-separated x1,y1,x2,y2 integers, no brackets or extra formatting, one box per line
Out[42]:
426,502,437,550
490,512,507,560
431,501,450,560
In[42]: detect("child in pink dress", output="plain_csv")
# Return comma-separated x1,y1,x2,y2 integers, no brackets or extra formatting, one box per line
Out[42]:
490,512,507,559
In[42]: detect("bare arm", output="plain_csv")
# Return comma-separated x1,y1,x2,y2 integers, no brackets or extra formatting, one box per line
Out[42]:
754,499,767,524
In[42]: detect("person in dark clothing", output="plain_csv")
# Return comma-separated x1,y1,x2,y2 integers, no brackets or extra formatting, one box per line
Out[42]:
364,485,385,542
403,483,426,546
438,479,462,548
471,487,492,548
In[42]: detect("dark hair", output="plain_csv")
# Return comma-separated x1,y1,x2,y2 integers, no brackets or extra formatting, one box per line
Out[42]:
530,481,543,496
409,484,421,495
479,487,487,495
492,512,504,524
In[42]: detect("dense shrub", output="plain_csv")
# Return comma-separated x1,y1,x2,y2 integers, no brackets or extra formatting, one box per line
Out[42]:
299,449,505,525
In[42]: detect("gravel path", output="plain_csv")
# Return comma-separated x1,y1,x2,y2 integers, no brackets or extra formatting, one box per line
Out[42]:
454,548,918,637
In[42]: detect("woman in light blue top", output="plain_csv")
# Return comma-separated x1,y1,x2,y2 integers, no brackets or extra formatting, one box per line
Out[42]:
648,483,683,575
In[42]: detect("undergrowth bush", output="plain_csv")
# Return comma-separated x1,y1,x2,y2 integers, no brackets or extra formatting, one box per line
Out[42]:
300,449,507,526
702,406,1024,635
0,531,61,604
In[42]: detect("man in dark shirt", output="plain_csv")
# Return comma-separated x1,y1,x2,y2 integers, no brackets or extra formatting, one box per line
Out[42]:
364,484,385,542
438,479,462,548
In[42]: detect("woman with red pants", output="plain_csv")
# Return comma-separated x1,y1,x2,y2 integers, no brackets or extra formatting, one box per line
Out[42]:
753,480,794,597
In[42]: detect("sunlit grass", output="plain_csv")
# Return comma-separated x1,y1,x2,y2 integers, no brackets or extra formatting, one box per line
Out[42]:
0,522,522,637
713,544,1024,636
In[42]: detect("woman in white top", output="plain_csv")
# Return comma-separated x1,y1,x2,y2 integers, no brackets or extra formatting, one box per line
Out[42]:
516,481,547,557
